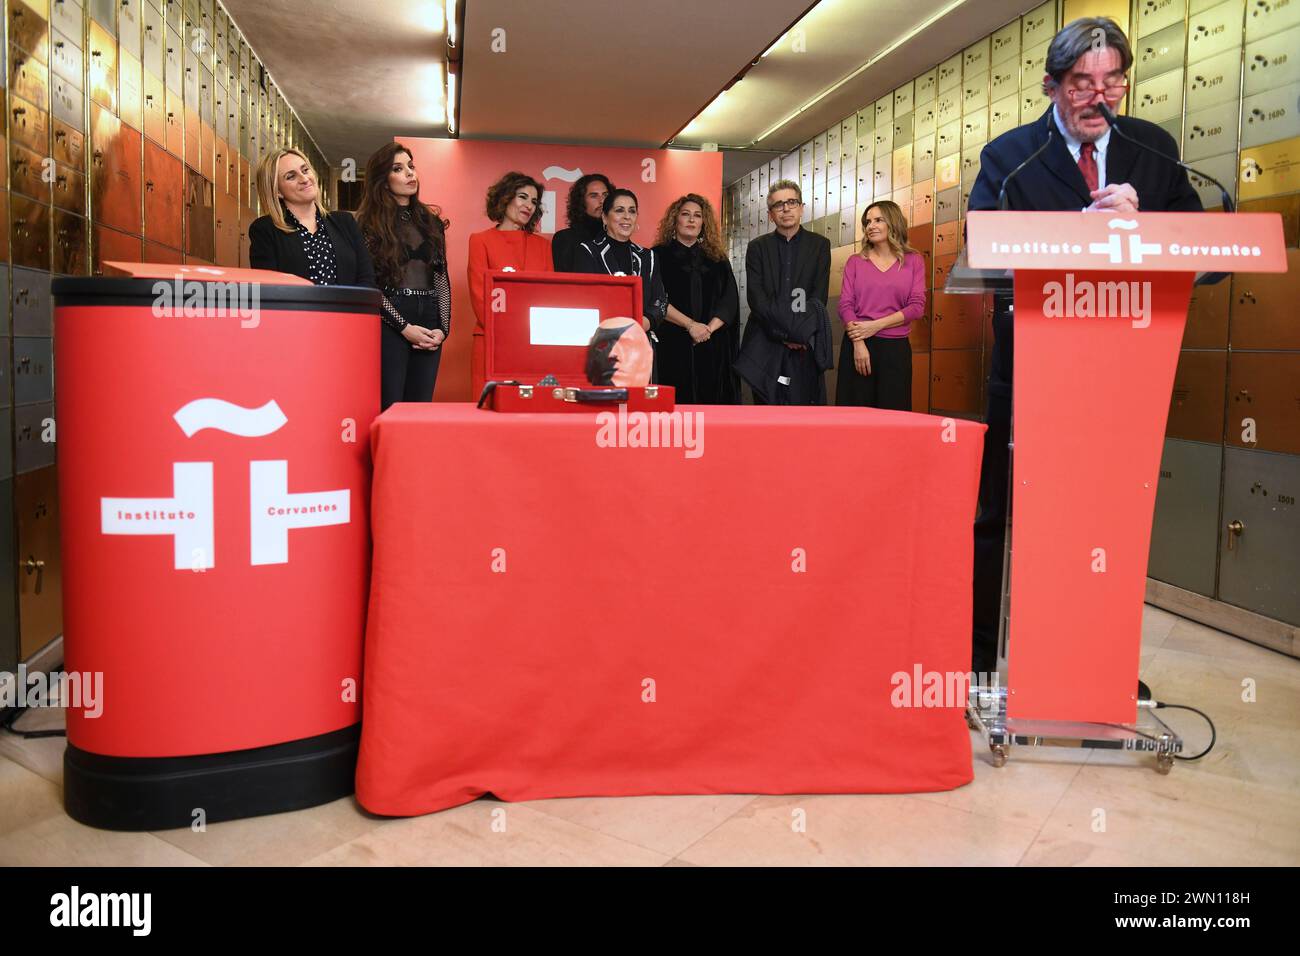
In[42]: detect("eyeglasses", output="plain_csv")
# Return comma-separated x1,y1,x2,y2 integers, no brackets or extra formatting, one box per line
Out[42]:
1061,81,1129,104
768,198,802,211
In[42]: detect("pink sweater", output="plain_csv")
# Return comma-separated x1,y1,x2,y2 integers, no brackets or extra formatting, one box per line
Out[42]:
837,252,927,339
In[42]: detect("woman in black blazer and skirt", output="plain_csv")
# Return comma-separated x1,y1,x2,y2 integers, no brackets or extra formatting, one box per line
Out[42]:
248,147,379,289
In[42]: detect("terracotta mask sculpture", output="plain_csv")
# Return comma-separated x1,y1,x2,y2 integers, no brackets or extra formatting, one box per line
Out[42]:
586,317,652,387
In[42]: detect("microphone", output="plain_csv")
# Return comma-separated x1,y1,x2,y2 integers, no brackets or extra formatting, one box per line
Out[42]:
1095,103,1234,213
997,122,1055,210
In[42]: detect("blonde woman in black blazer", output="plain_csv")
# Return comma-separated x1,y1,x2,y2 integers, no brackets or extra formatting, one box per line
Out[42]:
248,147,376,288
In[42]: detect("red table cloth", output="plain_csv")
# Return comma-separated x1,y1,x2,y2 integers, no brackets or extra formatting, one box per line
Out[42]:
356,404,985,815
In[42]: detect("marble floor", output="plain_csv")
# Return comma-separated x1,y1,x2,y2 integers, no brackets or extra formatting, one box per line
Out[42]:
2,605,1298,866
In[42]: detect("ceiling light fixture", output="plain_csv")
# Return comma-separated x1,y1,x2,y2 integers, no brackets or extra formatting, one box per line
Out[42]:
754,0,970,143
447,67,458,134
445,0,464,137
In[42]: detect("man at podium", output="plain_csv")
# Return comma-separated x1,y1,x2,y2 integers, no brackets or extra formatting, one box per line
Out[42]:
965,16,1203,675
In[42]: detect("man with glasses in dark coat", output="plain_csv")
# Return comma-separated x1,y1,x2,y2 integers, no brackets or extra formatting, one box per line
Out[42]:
737,179,834,405
965,17,1203,677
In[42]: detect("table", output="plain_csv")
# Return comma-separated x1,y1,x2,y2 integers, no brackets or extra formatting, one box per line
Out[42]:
356,404,985,816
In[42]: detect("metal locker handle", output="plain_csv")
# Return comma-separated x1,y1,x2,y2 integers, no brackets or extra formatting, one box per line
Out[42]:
24,558,45,595
1226,519,1245,551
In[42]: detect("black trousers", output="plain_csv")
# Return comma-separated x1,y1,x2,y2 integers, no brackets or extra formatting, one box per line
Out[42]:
380,294,443,410
749,346,824,405
971,302,1014,674
834,333,911,410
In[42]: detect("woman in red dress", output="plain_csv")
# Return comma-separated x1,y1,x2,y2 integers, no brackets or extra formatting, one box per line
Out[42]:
467,171,554,398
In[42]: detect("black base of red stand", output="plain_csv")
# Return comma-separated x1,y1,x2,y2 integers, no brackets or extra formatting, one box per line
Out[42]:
63,723,361,831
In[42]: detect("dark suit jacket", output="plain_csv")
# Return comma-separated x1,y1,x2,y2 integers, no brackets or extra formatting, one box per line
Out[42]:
248,209,377,287
967,107,1203,395
742,227,832,344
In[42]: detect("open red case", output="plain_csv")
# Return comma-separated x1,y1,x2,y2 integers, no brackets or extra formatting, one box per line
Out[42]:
479,271,674,412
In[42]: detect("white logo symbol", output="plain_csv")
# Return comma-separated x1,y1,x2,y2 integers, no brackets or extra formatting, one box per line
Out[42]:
1087,218,1162,264
174,398,287,437
540,165,584,235
100,399,350,570
249,461,349,565
102,462,216,570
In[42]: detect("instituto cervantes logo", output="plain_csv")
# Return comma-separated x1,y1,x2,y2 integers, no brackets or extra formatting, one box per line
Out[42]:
987,217,1267,267
100,398,350,569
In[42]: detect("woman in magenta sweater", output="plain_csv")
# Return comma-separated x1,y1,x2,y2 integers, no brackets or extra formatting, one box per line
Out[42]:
836,200,927,410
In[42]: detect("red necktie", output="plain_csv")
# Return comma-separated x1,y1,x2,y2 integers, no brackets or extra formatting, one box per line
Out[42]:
1078,142,1099,193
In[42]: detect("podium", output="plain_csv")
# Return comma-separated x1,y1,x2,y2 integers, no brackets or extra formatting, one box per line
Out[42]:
958,212,1288,769
483,271,642,388
54,263,380,829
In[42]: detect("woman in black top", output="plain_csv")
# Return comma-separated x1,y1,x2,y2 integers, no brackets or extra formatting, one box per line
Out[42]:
652,194,740,404
356,143,452,408
551,173,611,272
574,188,667,346
248,147,376,287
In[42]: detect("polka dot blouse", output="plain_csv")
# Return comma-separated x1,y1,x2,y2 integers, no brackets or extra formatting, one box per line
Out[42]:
284,205,339,286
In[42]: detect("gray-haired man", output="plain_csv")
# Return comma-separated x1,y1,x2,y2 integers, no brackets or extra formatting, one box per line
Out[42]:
736,179,834,405
965,17,1202,675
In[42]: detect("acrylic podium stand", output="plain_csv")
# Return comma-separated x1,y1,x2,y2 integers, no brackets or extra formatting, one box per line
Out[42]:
953,211,1288,771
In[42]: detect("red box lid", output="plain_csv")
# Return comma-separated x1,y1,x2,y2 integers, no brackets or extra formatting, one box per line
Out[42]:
484,271,642,387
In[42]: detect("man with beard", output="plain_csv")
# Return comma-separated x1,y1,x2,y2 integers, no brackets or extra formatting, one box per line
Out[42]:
552,173,613,272
965,17,1202,677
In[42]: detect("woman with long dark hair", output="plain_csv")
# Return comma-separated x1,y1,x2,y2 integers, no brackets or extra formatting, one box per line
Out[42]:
356,142,451,409
652,194,739,404
467,171,554,398
835,200,926,410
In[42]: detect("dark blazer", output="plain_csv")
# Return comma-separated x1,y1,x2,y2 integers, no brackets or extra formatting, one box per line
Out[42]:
551,216,603,273
248,208,377,287
967,107,1202,394
967,106,1203,215
742,227,832,344
574,234,668,327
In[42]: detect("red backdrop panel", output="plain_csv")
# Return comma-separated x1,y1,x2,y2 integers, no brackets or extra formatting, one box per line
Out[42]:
397,139,722,402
